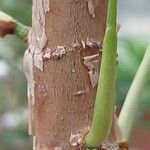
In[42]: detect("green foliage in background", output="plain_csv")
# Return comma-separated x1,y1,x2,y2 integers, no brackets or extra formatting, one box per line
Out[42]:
0,0,31,25
117,37,150,131
117,37,150,111
0,0,32,149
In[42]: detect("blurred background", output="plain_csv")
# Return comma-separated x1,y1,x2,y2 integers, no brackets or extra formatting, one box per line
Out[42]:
117,1,150,149
0,0,149,149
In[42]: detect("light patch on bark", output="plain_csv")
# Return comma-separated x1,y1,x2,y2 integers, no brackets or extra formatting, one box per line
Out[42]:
34,51,44,71
38,29,48,50
42,46,67,60
43,0,50,12
54,147,62,150
87,0,95,17
83,54,99,88
23,0,50,135
81,40,86,49
74,90,85,96
42,49,51,59
23,49,35,105
31,0,50,71
70,127,90,147
73,38,100,51
70,133,82,146
23,47,35,135
73,41,81,48
86,38,100,49
51,46,67,59
101,139,120,150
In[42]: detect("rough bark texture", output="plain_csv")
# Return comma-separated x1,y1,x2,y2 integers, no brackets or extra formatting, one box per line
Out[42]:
24,0,108,149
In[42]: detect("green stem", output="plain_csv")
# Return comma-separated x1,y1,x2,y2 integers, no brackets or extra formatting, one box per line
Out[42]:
118,43,150,143
84,0,118,148
0,11,29,41
14,21,29,41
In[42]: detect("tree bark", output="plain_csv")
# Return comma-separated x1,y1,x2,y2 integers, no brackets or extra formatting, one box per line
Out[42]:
23,0,107,149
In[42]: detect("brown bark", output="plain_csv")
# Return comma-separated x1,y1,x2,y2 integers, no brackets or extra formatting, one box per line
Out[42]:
23,0,107,149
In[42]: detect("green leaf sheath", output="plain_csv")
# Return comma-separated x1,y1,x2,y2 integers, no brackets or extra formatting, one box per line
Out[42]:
84,0,118,148
14,22,29,41
118,43,150,143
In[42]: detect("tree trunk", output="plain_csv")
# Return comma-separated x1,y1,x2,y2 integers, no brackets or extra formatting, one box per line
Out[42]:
23,0,107,149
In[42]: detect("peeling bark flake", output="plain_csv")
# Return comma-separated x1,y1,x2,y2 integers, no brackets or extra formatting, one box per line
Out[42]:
87,0,95,17
23,49,35,135
73,41,81,48
81,40,86,49
42,46,67,60
39,29,48,50
86,38,100,49
70,133,82,146
75,38,100,49
88,70,99,88
74,90,85,96
43,0,50,13
70,127,90,147
51,46,67,59
31,0,50,71
23,49,35,106
101,140,120,150
42,50,51,59
34,52,44,71
83,54,99,88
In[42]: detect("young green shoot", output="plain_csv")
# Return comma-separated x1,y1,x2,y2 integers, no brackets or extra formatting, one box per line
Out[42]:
84,0,118,149
117,42,150,144
0,11,29,41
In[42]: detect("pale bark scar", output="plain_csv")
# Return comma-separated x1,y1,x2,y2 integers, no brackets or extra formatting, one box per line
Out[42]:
87,0,95,17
